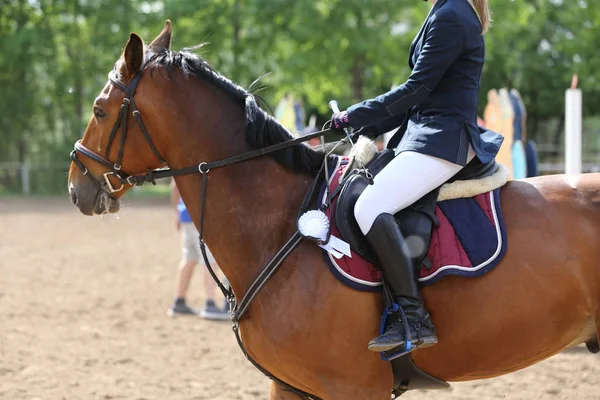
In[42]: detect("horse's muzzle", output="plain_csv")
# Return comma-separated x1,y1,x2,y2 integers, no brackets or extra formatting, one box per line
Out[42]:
68,176,120,216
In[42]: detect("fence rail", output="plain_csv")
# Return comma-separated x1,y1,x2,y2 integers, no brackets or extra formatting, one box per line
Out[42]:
2,149,600,195
538,163,600,174
0,162,71,195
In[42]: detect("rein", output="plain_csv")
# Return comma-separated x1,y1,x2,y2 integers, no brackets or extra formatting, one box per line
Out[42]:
72,126,332,191
70,65,342,400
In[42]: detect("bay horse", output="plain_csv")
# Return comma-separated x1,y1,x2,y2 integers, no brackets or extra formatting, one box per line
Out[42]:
67,21,600,399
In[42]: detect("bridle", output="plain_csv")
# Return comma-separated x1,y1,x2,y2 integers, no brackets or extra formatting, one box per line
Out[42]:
70,66,166,194
70,64,334,195
70,62,340,400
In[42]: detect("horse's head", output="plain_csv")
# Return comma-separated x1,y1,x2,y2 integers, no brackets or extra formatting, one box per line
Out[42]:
68,21,175,215
69,19,324,216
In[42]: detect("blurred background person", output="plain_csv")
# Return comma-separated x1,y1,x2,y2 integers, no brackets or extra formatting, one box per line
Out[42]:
168,180,229,320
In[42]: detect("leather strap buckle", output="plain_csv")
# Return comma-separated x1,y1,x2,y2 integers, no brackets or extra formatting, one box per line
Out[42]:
102,171,125,193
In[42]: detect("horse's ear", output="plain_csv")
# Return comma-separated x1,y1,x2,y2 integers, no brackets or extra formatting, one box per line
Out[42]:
150,20,172,51
122,33,145,79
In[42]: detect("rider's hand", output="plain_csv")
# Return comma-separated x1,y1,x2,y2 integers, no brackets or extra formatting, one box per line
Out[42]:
329,111,351,130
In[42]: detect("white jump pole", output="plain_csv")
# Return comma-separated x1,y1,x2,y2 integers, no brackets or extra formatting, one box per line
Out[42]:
21,164,30,195
565,74,582,175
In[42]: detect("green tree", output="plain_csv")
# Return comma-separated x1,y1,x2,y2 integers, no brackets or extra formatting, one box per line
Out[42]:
1,0,599,193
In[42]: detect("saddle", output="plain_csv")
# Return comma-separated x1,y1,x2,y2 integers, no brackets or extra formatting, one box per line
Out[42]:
334,149,498,267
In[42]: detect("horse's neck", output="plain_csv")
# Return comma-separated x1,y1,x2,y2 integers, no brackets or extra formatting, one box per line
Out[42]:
175,153,312,299
164,75,314,298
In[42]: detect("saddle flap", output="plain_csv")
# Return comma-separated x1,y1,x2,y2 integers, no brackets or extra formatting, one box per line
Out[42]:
396,189,439,265
366,148,396,175
334,173,377,264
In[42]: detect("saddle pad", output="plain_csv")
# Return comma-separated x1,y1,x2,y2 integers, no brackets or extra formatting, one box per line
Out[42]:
320,156,508,292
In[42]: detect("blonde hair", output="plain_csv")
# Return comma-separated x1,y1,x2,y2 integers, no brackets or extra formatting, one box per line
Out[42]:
472,0,492,34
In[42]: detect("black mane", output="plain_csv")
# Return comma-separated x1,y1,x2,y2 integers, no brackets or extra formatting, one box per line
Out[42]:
148,49,325,176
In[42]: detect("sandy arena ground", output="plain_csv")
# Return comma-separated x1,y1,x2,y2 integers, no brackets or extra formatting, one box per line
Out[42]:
1,197,599,400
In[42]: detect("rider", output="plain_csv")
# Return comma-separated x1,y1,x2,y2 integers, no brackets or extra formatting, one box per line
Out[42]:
329,0,502,353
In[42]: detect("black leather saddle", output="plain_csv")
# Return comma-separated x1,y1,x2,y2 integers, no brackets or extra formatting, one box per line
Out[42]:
334,149,498,266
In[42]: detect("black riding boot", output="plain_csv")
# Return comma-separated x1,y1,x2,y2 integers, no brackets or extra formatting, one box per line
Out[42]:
366,213,438,353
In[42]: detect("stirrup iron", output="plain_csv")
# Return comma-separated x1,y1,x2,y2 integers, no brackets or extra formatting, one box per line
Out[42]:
379,303,414,361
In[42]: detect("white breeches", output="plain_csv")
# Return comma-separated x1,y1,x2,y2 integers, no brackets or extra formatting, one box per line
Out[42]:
354,147,476,234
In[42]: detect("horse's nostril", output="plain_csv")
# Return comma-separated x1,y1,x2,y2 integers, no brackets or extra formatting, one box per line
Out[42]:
70,190,78,205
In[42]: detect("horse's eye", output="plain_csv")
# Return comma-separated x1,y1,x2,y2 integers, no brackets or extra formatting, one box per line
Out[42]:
93,106,106,119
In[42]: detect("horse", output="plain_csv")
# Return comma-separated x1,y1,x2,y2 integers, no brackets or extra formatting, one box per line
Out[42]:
67,21,600,399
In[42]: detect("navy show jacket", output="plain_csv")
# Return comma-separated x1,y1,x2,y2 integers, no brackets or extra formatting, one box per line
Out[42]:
347,0,503,166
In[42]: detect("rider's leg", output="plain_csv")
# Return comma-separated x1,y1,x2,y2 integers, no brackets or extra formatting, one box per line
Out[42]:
354,148,474,352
